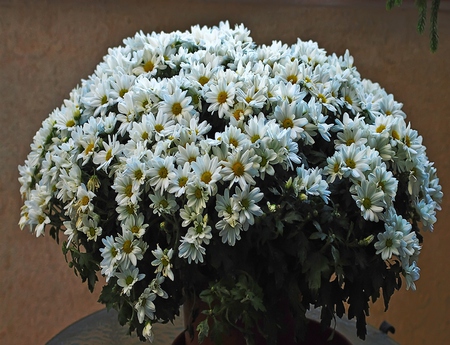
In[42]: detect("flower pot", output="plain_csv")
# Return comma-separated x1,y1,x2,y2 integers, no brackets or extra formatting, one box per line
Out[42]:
172,299,352,345
171,318,352,345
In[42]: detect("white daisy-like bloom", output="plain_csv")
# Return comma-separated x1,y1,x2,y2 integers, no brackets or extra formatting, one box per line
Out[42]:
205,78,236,118
221,149,258,190
149,190,178,216
374,226,404,260
339,144,371,181
99,235,122,280
113,174,142,207
232,185,264,230
167,162,192,197
293,166,330,203
272,100,308,140
135,287,157,324
402,261,420,291
159,88,194,121
121,213,148,239
178,235,206,264
185,181,209,213
191,154,222,195
116,230,144,268
80,215,102,241
92,134,122,172
323,154,344,184
352,179,385,222
151,244,174,281
116,267,145,296
149,275,168,299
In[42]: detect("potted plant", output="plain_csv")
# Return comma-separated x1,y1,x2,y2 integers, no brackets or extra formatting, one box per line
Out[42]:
18,22,442,344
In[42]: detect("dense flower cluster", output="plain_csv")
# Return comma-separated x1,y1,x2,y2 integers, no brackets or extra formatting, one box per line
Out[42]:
19,22,442,342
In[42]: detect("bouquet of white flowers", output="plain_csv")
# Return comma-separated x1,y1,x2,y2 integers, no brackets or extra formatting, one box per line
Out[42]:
19,22,442,343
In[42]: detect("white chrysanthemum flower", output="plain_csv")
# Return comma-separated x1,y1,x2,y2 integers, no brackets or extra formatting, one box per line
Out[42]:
121,213,148,238
100,235,122,280
142,321,155,342
135,288,157,324
151,244,174,281
191,154,222,195
178,235,206,264
205,78,236,118
113,174,142,207
80,215,102,241
175,142,200,166
273,100,308,140
116,267,145,296
232,185,264,230
93,134,122,172
402,261,420,291
340,144,371,181
149,275,168,299
116,230,144,268
415,199,438,231
185,181,209,213
374,227,403,260
221,149,258,190
149,190,178,216
368,165,398,201
352,179,385,222
159,88,194,121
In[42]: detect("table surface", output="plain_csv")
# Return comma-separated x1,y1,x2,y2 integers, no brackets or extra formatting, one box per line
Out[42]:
46,307,399,345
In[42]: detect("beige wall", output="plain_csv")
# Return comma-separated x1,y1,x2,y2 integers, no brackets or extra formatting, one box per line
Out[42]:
1,1,449,344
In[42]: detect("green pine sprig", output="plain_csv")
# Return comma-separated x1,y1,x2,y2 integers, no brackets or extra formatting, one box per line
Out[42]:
386,0,441,52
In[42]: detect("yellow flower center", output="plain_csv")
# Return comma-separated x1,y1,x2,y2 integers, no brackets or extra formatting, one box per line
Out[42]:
172,102,182,116
405,135,411,147
345,95,353,105
392,130,400,140
229,137,239,147
105,149,113,161
333,162,340,173
201,171,212,184
194,187,203,199
233,109,244,121
346,138,355,146
158,167,168,178
376,124,386,133
125,184,133,197
134,169,143,180
80,195,90,206
154,124,164,132
198,76,209,86
144,60,154,72
287,75,298,84
217,91,228,104
282,118,294,129
123,240,132,254
178,176,188,187
84,142,95,155
119,88,128,98
232,161,245,176
66,119,75,127
362,197,372,209
101,95,108,105
345,158,356,169
250,134,260,143
317,93,327,104
131,225,140,234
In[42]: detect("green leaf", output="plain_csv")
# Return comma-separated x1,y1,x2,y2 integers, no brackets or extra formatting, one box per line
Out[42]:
302,252,329,291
